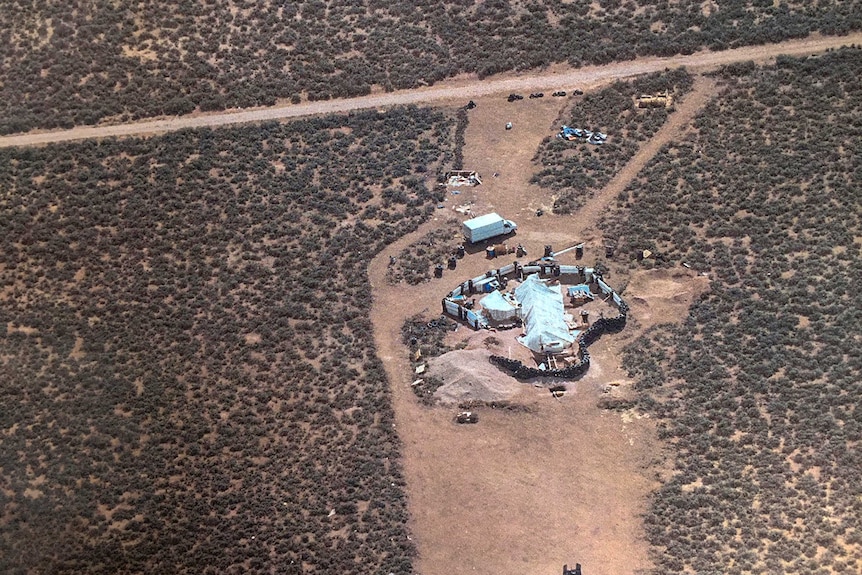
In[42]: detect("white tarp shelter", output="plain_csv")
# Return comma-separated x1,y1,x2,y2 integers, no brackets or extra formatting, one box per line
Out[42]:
514,274,576,354
480,290,519,322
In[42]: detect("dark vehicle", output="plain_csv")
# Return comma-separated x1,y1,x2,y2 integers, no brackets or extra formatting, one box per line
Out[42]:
573,89,584,95
455,411,478,424
529,92,544,98
507,93,524,102
552,91,567,97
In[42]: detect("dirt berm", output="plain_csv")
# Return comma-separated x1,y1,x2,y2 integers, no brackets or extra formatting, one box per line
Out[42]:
428,349,524,404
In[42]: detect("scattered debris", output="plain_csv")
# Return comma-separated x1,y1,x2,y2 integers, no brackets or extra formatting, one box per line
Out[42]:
415,364,426,375
557,125,607,144
558,125,585,140
485,243,521,259
445,170,482,186
453,203,474,215
568,284,594,304
465,100,476,110
637,90,672,108
587,131,607,145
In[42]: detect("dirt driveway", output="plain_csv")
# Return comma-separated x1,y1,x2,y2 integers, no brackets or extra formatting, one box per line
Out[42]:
369,71,715,574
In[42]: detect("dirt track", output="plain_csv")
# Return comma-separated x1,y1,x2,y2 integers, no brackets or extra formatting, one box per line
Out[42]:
2,32,861,148
369,58,719,573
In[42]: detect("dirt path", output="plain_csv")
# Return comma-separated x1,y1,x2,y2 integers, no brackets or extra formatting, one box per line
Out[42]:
572,75,717,235
369,56,721,573
2,32,860,148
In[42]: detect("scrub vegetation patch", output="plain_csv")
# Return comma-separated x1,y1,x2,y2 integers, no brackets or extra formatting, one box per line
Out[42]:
604,49,862,574
0,106,455,574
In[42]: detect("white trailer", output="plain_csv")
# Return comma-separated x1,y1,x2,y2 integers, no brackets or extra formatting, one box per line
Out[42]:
462,213,518,244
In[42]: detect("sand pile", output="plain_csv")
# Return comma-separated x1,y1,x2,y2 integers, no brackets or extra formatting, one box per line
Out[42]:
428,348,524,404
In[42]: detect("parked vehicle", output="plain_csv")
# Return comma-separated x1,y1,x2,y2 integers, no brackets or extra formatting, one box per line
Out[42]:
462,212,518,244
507,93,524,102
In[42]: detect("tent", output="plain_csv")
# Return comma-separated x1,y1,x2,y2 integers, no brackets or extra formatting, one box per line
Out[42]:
480,290,519,322
514,274,576,354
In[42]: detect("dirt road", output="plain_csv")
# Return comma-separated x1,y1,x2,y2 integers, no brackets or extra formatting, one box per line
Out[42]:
2,32,861,149
369,58,719,573
574,75,717,229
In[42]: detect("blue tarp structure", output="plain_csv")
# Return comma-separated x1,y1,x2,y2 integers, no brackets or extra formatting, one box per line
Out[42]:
514,275,575,354
480,290,519,322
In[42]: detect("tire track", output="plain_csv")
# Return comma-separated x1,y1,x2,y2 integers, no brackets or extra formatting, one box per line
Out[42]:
568,75,716,235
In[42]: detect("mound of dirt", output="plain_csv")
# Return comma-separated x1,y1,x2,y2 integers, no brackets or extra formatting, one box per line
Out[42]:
428,348,524,404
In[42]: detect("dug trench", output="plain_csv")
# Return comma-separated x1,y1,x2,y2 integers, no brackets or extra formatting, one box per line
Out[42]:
368,79,714,575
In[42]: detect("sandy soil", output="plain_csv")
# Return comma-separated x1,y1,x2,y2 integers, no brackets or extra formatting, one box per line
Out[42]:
369,63,717,574
2,32,861,148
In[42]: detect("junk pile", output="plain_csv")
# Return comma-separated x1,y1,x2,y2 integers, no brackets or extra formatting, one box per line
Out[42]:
445,170,482,186
558,125,608,145
637,91,672,108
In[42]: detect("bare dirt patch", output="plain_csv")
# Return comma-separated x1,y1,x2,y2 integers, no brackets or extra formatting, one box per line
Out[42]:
370,90,683,575
623,268,711,330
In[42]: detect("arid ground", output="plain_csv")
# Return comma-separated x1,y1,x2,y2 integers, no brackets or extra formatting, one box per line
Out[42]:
369,77,712,574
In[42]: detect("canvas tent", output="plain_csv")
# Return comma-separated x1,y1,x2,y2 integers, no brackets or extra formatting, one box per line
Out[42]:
480,290,519,322
514,275,576,354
